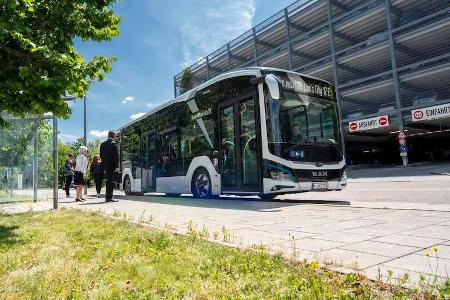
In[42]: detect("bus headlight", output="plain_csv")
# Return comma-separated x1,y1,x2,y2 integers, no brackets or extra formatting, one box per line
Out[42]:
270,170,292,181
263,161,297,182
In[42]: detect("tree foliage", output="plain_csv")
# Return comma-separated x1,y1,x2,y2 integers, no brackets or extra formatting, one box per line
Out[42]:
0,0,121,126
179,67,193,94
57,137,101,186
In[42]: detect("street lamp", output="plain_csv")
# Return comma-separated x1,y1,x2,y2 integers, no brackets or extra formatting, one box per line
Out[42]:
63,92,88,195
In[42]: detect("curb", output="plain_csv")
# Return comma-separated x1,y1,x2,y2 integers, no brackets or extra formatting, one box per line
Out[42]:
430,171,450,176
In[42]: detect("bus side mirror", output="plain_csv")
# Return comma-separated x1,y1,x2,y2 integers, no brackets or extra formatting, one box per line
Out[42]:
265,74,282,100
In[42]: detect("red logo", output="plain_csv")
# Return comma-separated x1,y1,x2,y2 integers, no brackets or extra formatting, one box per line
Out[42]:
349,122,358,131
413,110,424,120
379,116,388,126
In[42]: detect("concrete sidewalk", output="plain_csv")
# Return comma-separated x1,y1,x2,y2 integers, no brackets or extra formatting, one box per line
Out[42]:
58,193,450,283
0,201,52,214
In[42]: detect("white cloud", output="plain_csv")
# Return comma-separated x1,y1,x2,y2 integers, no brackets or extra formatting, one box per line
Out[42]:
89,130,109,138
130,112,146,120
179,0,256,66
122,96,134,104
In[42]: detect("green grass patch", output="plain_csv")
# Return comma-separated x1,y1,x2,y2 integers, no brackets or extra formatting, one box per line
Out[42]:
0,209,448,299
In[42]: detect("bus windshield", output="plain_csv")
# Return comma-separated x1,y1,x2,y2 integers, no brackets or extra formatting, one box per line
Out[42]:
266,90,342,163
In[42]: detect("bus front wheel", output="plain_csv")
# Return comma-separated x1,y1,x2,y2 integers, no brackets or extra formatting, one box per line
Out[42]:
192,168,212,199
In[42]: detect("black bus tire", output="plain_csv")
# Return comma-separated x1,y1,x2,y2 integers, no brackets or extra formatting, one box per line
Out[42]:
191,168,212,199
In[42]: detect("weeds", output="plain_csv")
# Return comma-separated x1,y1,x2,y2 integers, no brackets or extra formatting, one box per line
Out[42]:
288,232,297,258
138,210,146,223
221,225,231,242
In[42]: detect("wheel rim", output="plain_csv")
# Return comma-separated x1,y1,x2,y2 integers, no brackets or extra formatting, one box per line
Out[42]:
195,173,209,198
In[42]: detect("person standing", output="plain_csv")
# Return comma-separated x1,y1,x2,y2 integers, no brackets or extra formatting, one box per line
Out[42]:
63,153,74,198
74,146,88,202
100,130,119,202
90,155,104,198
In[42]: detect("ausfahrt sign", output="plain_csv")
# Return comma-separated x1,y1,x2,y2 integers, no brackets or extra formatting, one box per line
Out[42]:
412,103,450,122
348,115,389,132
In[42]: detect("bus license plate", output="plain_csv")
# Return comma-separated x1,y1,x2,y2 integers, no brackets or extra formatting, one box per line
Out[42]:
312,182,328,190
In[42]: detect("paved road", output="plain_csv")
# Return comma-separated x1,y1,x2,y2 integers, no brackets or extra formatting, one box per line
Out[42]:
280,163,450,205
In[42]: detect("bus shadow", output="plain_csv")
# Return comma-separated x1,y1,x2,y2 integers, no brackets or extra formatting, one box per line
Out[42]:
108,194,350,211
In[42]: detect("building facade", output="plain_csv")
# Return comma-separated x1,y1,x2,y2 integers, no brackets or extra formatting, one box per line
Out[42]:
174,0,450,164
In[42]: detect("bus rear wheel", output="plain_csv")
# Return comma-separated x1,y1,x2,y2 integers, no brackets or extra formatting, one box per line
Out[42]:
192,168,212,199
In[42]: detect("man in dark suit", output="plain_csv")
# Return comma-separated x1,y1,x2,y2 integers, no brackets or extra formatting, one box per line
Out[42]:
100,130,119,202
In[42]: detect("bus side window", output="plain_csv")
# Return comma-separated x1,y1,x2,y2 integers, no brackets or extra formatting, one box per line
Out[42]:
159,130,181,176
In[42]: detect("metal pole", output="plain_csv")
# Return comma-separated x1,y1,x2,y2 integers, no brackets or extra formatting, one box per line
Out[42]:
327,0,346,156
227,43,232,70
384,0,407,166
284,8,293,70
83,95,88,195
33,125,38,202
173,76,177,97
52,116,58,209
384,0,403,131
252,28,258,66
206,56,210,80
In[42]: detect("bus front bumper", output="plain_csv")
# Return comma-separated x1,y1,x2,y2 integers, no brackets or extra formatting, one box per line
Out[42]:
263,178,347,195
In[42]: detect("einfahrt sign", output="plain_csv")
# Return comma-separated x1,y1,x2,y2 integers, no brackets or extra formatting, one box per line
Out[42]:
348,115,389,132
412,103,450,122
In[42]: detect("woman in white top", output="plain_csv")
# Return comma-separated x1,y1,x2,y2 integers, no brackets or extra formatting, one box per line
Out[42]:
74,146,88,202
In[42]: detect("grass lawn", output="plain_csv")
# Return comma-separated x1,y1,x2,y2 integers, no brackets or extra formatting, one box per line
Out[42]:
0,209,448,299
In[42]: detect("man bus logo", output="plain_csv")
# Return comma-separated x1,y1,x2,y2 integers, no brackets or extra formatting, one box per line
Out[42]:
350,122,358,131
413,110,424,120
379,116,388,126
312,171,327,177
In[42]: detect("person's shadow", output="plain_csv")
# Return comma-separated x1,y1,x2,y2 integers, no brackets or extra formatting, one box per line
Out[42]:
0,225,20,247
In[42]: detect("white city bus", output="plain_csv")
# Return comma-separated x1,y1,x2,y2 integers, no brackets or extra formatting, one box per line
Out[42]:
117,67,347,199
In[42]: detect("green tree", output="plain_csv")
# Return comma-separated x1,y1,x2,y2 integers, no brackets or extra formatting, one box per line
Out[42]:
0,0,121,126
179,67,193,94
57,138,102,186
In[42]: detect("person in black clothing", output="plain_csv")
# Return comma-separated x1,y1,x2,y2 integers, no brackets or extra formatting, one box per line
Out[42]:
100,130,119,202
63,153,74,198
90,154,104,198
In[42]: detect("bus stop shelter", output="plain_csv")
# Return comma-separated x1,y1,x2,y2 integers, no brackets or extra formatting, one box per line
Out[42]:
0,112,59,209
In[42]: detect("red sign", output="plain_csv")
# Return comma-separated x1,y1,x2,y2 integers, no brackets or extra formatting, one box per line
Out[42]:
412,103,450,122
348,115,389,132
413,110,424,120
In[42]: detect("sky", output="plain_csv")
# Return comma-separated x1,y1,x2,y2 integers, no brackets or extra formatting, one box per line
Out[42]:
59,0,295,142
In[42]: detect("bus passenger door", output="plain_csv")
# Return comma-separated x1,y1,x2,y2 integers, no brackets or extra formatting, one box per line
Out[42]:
219,96,260,193
141,132,156,191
